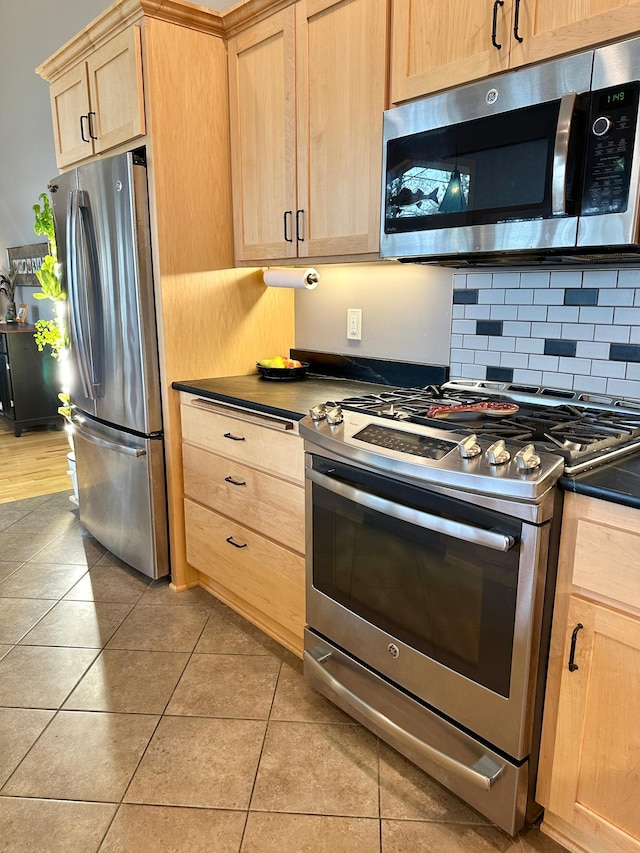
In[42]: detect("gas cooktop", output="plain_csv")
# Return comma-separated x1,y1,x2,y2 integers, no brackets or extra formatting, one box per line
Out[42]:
299,379,640,503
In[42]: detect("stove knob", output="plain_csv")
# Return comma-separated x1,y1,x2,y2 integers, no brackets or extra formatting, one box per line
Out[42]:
458,433,482,459
514,443,541,472
325,405,344,426
485,439,511,466
309,404,326,422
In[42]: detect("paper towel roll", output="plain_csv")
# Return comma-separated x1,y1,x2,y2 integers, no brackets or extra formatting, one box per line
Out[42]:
263,267,319,290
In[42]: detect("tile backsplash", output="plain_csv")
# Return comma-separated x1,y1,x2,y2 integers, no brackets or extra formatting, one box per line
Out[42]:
451,268,640,400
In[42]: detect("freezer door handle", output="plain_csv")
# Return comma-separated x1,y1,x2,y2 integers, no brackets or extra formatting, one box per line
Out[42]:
73,419,147,457
67,189,104,400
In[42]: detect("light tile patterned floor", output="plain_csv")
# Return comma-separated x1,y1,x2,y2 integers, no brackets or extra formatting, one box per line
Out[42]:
0,491,570,852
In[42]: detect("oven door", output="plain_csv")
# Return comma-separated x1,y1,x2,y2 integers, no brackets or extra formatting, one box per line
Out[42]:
380,49,593,260
305,453,552,762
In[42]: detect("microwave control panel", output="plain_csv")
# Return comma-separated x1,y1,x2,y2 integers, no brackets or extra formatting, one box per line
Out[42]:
581,82,639,216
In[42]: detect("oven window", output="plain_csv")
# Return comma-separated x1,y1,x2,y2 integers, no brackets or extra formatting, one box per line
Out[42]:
311,465,522,698
384,100,567,233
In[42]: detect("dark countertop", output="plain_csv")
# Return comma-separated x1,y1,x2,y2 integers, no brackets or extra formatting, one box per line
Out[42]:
172,373,396,422
173,371,640,512
560,451,640,511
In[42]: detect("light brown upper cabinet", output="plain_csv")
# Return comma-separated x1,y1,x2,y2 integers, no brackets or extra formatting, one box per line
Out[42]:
228,0,388,264
391,0,640,104
48,26,145,169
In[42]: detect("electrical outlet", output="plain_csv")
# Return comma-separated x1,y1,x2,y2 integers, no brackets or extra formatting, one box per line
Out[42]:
347,308,362,340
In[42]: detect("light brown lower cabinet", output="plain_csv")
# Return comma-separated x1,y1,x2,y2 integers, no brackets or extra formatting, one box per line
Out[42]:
537,493,640,853
180,395,305,656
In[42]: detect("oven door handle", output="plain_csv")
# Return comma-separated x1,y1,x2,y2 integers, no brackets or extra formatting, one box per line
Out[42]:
307,469,515,552
305,647,505,791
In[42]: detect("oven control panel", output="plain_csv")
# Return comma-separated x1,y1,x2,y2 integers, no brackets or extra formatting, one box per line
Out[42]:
353,423,458,460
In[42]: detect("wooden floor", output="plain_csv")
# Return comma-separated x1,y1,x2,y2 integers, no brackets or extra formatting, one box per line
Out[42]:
0,420,71,503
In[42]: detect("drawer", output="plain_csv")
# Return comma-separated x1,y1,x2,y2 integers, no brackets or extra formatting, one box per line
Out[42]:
184,498,305,650
183,443,304,554
180,399,304,484
567,493,640,611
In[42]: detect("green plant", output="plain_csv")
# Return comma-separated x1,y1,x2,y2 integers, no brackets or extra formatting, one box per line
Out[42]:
32,192,67,359
0,269,18,303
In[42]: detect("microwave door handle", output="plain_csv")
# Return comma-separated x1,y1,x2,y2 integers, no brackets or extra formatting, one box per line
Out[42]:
306,468,515,552
552,91,577,216
67,190,96,400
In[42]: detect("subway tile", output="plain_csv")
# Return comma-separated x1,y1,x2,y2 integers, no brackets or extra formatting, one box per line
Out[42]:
598,288,634,306
452,273,467,290
544,339,576,357
474,351,498,366
488,337,516,352
550,270,583,289
502,321,532,337
450,334,464,348
529,355,560,372
530,322,562,338
613,306,640,325
460,363,486,379
610,343,640,362
476,320,503,336
583,269,618,288
463,335,489,350
547,306,580,322
576,340,609,359
542,371,574,389
533,289,564,305
511,289,534,305
450,349,473,364
486,366,514,382
626,362,640,381
452,306,466,319
515,338,545,354
617,268,640,288
489,306,518,320
594,325,630,343
478,289,506,304
449,362,463,377
452,289,478,304
512,368,543,384
519,271,550,288
574,375,608,394
563,323,595,340
564,289,598,306
590,360,627,379
631,327,640,344
465,273,493,289
517,306,548,321
451,319,476,335
579,306,614,324
606,377,640,399
491,272,520,289
500,352,529,369
463,305,491,320
558,357,592,374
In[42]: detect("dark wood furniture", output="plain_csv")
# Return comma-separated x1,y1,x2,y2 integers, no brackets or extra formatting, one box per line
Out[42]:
0,323,63,436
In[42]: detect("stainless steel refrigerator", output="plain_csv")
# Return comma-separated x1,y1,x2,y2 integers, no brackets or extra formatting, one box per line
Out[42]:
50,149,168,579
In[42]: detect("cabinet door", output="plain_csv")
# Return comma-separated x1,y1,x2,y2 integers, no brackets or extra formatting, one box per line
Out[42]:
228,10,297,262
87,25,145,157
512,0,640,67
390,0,512,104
295,0,387,258
49,62,93,169
547,594,640,850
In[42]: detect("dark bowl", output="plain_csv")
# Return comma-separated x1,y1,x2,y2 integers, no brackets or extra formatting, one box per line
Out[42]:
256,361,310,380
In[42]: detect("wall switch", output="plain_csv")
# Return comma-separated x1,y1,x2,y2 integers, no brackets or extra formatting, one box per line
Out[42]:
347,308,362,340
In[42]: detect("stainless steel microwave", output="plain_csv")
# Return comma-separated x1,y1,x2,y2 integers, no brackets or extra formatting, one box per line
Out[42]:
380,37,640,266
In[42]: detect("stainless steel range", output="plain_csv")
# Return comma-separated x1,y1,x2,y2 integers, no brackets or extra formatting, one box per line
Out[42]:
300,380,640,836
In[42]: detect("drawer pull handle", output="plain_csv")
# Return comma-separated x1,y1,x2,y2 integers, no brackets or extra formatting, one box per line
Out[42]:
568,623,584,672
224,476,246,486
224,432,245,441
226,536,247,549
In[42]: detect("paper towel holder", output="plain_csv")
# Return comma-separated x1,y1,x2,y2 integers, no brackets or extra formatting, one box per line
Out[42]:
262,267,320,290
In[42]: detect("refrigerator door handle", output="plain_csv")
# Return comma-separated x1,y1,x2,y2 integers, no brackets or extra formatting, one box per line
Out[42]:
73,421,147,458
67,189,104,400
